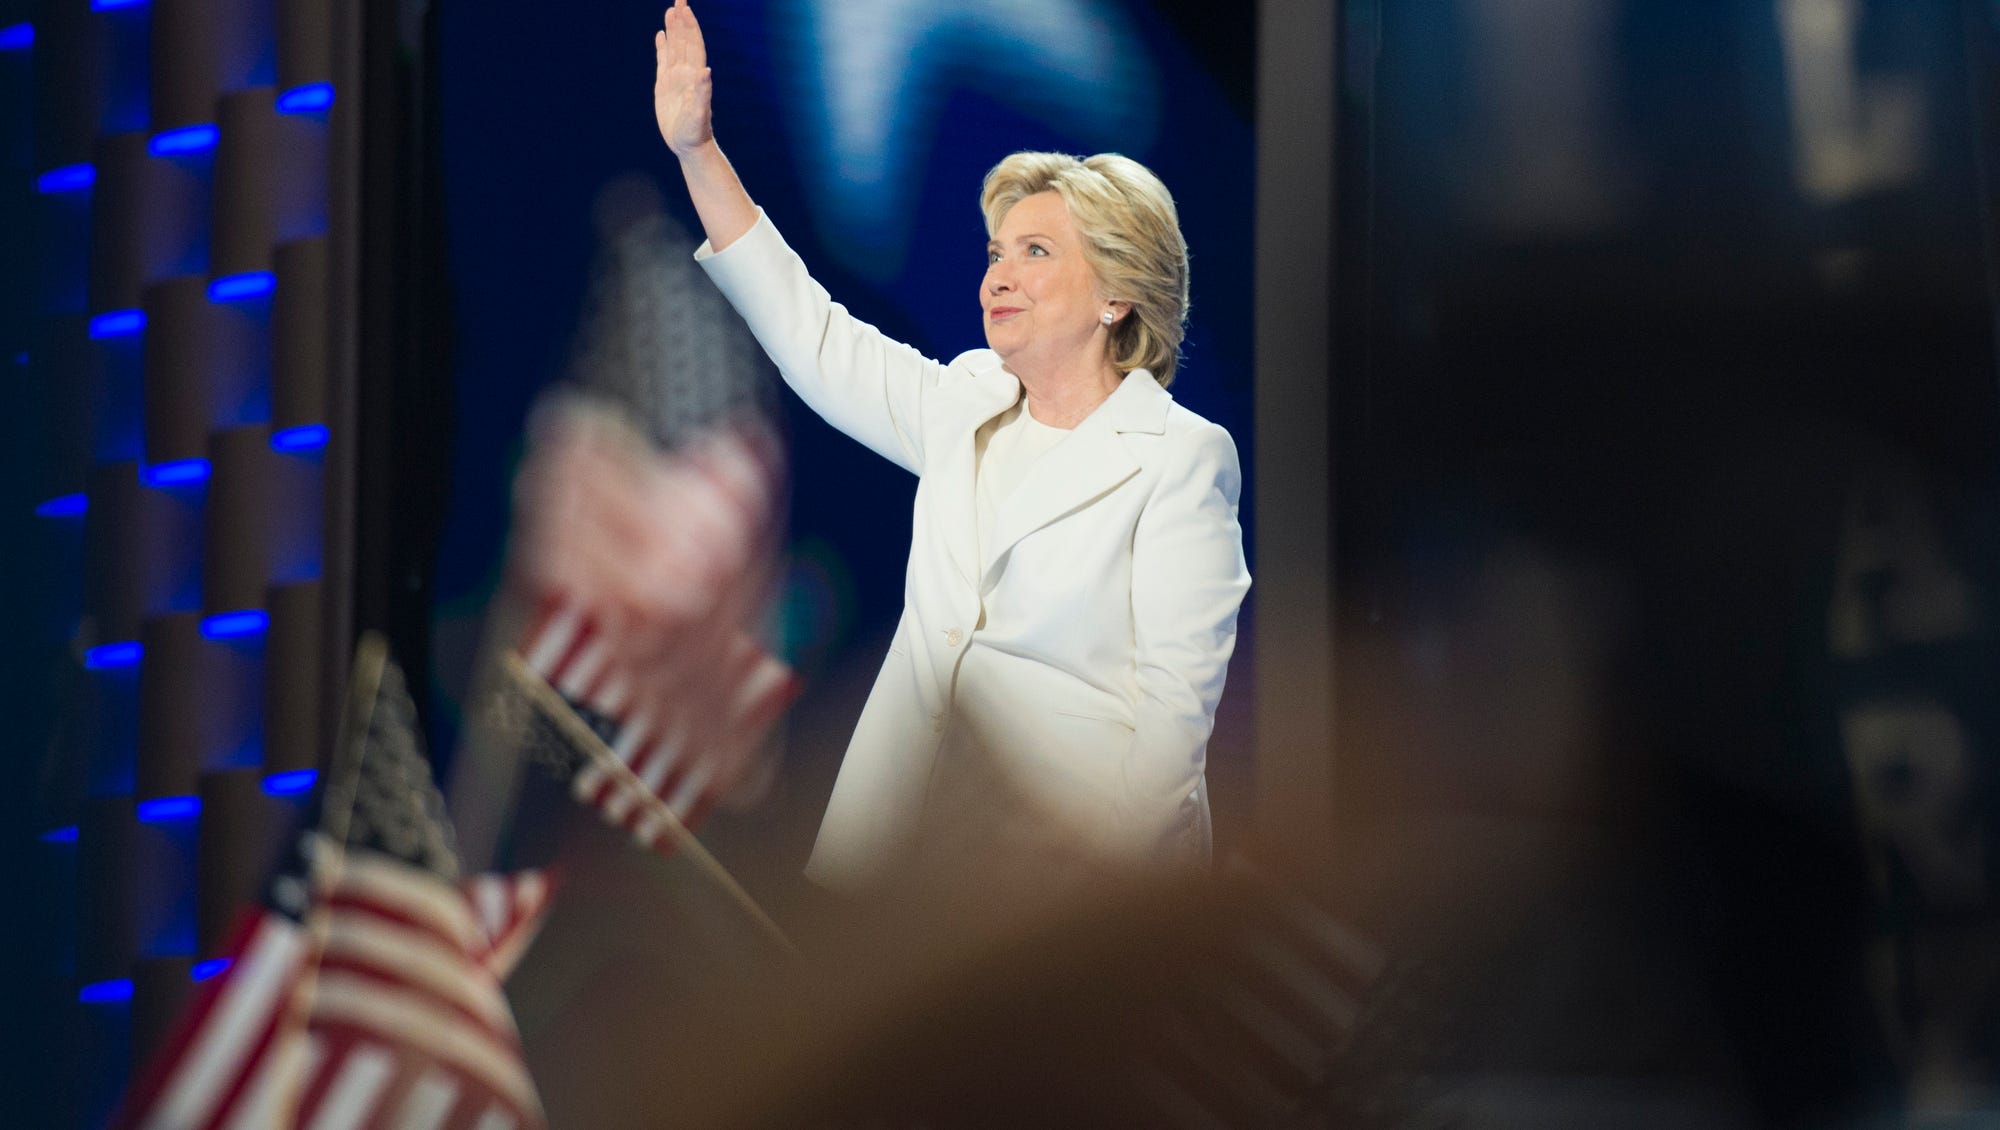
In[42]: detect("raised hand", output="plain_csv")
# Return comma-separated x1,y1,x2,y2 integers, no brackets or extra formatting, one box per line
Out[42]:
655,0,714,156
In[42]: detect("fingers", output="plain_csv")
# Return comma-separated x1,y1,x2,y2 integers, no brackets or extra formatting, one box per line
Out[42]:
683,5,707,67
662,1,701,65
672,4,690,68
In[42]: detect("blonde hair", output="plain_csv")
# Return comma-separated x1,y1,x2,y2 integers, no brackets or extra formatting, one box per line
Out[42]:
979,152,1190,387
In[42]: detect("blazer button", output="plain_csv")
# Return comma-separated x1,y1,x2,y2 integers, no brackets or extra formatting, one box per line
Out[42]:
930,710,945,734
945,627,963,647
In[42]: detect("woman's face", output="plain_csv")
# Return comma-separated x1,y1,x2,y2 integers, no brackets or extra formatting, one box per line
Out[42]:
981,191,1111,375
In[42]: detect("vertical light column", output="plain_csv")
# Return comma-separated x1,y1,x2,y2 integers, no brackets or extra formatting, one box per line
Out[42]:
83,464,145,650
137,613,204,805
76,796,137,1130
131,955,193,1064
273,236,327,435
197,767,291,959
276,0,329,95
265,578,324,779
1254,0,1339,854
151,0,273,132
42,315,98,503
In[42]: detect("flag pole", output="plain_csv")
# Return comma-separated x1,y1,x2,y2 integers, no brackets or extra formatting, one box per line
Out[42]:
499,651,798,955
266,631,390,1128
323,631,390,848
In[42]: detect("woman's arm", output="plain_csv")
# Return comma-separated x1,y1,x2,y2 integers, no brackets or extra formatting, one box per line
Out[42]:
656,0,755,251
655,0,949,474
1120,422,1253,854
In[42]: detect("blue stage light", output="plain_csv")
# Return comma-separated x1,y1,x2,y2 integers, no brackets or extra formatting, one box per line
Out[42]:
137,795,200,822
89,309,145,338
92,0,147,9
143,459,211,487
208,272,275,302
150,124,219,156
277,83,335,113
35,164,95,193
40,825,79,844
0,22,32,50
200,610,269,639
35,493,87,518
191,958,231,981
262,769,318,796
85,641,143,669
270,424,330,452
79,979,134,1004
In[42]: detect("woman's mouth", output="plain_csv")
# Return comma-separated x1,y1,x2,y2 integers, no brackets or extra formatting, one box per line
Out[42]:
988,306,1024,321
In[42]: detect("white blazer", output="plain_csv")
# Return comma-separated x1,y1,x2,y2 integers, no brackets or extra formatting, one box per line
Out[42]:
698,210,1251,889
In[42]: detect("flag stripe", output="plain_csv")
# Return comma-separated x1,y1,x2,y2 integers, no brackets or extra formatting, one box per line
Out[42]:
665,761,712,819
302,1042,396,1130
319,898,476,978
593,671,632,717
611,712,655,765
732,657,796,728
309,988,540,1115
142,916,310,1130
188,977,304,1130
600,771,642,824
678,789,719,833
313,955,508,1042
572,766,611,809
462,870,554,980
296,1018,532,1130
396,1069,461,1130
114,910,270,1127
633,723,684,793
471,1108,519,1130
358,1055,431,1130
218,1028,312,1130
543,615,598,689
287,1023,356,1129
472,883,507,956
1237,935,1359,1033
520,604,582,677
322,913,513,1032
335,855,481,950
556,632,611,701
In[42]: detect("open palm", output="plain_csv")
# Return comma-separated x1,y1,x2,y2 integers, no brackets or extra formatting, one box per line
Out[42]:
654,0,713,155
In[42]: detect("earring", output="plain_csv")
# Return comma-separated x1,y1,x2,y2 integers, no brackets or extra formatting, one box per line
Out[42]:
1102,311,1115,324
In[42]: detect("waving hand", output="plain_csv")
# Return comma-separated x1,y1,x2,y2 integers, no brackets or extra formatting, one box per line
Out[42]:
655,0,714,156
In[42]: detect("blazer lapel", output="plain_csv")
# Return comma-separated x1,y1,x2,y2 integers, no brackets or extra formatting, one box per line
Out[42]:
977,370,1172,588
936,359,1023,588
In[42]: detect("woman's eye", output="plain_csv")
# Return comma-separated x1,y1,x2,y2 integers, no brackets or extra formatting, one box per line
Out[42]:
987,250,1001,264
1028,244,1048,256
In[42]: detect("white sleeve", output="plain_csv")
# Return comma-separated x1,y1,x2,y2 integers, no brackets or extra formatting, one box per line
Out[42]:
1119,421,1252,849
696,209,946,475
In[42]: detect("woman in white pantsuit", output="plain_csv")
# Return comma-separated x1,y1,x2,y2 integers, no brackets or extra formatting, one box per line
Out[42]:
656,0,1250,890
